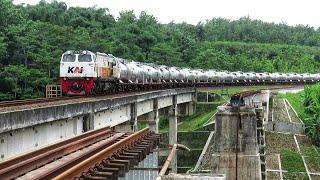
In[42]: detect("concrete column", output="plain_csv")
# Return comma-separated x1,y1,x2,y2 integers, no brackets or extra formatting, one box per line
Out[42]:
184,92,197,116
169,95,178,173
148,99,159,133
89,113,94,130
130,102,138,132
187,102,194,116
193,91,197,113
83,113,94,132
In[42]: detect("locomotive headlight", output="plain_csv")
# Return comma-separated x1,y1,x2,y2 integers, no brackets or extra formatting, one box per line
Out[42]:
86,78,90,81
63,77,67,81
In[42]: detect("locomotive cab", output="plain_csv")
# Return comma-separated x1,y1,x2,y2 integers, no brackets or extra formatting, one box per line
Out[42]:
60,50,96,78
60,50,96,96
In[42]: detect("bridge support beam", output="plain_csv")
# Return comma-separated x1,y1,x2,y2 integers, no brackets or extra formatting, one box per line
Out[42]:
148,99,159,133
131,102,138,132
83,113,94,132
187,102,195,116
169,95,178,173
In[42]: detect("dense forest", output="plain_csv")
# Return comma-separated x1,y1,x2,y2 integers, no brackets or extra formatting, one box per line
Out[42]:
1,0,320,99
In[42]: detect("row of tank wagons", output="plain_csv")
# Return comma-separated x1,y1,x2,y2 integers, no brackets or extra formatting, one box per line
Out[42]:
115,60,320,83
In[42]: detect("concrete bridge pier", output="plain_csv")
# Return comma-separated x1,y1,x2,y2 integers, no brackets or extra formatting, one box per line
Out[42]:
212,106,261,180
169,95,178,173
146,99,159,133
131,102,138,132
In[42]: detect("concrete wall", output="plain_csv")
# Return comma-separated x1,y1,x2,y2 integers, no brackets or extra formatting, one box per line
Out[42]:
264,121,305,134
0,116,83,161
94,104,131,129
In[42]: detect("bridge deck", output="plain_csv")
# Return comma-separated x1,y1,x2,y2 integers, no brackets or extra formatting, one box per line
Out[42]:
0,88,196,134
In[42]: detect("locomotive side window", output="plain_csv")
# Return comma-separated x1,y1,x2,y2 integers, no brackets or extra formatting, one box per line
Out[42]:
62,54,76,62
78,54,92,62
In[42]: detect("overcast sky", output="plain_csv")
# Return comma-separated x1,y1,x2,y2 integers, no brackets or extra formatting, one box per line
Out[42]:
13,0,320,28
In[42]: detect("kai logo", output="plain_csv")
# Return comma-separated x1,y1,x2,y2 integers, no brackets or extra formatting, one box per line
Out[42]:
68,66,83,73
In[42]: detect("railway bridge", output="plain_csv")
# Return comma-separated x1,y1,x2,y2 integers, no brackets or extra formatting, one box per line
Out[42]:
0,85,309,180
0,88,196,172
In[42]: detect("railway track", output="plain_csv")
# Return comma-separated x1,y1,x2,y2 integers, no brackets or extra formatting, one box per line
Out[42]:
0,97,82,108
0,127,157,180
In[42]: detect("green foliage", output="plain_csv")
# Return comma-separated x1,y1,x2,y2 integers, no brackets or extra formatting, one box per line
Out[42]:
281,84,320,146
159,115,169,131
281,149,306,172
191,41,320,72
303,84,320,146
0,32,7,57
2,1,320,100
178,110,215,131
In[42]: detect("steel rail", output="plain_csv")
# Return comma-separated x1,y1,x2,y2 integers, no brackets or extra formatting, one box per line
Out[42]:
0,96,83,108
53,127,153,180
30,133,126,180
0,126,112,179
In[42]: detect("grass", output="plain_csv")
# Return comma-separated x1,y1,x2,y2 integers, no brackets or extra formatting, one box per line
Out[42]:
277,91,308,120
178,110,216,131
265,131,297,154
159,115,169,131
305,155,320,173
159,110,216,132
138,122,148,130
281,149,306,173
267,171,281,179
283,172,309,180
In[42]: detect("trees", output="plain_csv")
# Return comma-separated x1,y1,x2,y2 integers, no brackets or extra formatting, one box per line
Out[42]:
1,1,320,100
0,33,7,59
1,65,30,99
0,0,23,29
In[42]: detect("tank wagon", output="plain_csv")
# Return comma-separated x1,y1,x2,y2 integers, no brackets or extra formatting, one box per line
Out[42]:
60,50,320,96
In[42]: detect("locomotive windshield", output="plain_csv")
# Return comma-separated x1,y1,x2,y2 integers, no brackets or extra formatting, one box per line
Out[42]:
78,54,92,62
62,54,76,62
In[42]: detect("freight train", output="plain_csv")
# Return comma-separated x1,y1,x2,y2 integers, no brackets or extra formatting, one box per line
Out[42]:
60,50,320,96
